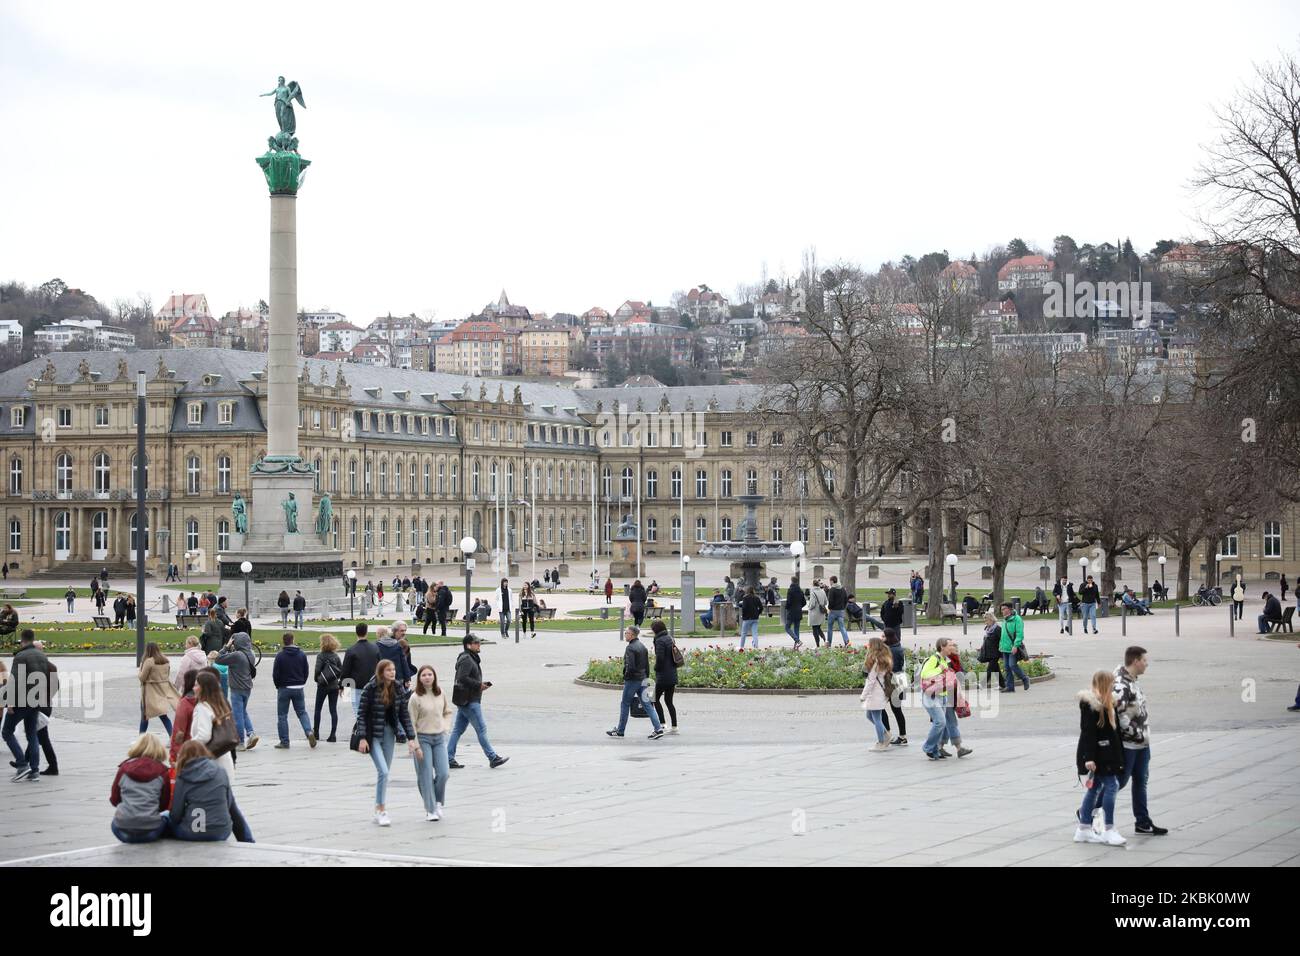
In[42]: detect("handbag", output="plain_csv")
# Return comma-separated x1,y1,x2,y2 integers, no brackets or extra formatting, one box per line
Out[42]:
1014,643,1028,663
349,718,365,752
207,713,239,758
629,684,650,718
670,640,685,667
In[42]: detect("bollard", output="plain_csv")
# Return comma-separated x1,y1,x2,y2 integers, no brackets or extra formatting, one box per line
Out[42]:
514,612,520,644
669,605,676,640
1175,604,1180,637
1122,605,1127,637
619,607,625,640
961,607,967,636
1228,602,1234,638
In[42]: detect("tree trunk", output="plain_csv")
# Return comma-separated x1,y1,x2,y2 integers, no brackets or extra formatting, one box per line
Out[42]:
925,498,946,619
1054,515,1070,580
1177,543,1194,599
1102,544,1123,603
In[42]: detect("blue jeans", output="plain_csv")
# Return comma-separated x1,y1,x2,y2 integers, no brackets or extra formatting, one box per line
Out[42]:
922,697,959,755
139,712,173,735
827,610,850,645
1002,652,1028,690
616,679,663,734
1058,602,1071,630
2,708,40,773
448,701,499,762
500,611,511,637
785,615,801,645
1117,746,1152,827
1258,614,1278,633
1078,773,1120,828
276,687,313,743
369,724,396,806
1081,602,1097,631
740,619,760,648
865,709,887,743
415,731,449,813
231,691,255,742
112,818,168,843
294,610,304,628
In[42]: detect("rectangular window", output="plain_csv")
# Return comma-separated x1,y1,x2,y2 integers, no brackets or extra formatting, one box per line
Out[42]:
1264,522,1281,558
96,406,110,427
745,431,758,447
448,418,456,437
313,409,322,429
57,408,72,428
187,403,203,425
720,431,732,447
10,407,24,428
218,403,233,425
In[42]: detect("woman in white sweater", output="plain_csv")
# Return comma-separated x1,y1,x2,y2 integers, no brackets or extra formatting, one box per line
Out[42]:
859,638,894,752
190,670,237,782
408,664,453,821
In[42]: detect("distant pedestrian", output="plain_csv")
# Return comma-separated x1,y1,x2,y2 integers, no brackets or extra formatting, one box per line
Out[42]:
628,579,647,627
277,590,291,628
1232,576,1246,621
137,642,179,736
977,611,1003,690
880,588,904,631
448,635,509,768
1079,576,1100,634
650,619,679,734
293,591,306,629
313,633,343,743
520,583,538,638
356,659,417,827
1073,669,1127,846
64,586,76,614
739,586,762,649
860,637,894,752
1114,646,1168,836
1280,574,1289,602
272,633,317,749
783,576,806,649
497,577,513,639
806,578,828,647
408,664,452,821
825,575,851,646
1054,577,1073,634
435,580,453,636
606,625,664,739
172,635,208,695
998,602,1029,693
215,633,259,751
604,578,614,605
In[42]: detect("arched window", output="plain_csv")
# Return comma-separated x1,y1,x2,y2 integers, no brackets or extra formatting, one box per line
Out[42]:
186,455,201,494
379,458,388,495
56,453,73,496
601,467,611,498
671,468,681,500
314,456,322,493
93,452,111,495
364,458,372,495
646,469,658,499
409,456,417,495
695,516,708,542
217,518,230,552
450,460,458,495
721,516,732,541
380,517,388,549
620,467,633,498
330,457,339,492
546,465,554,496
438,516,446,547
646,516,658,542
8,457,22,495
332,517,340,550
671,515,681,543
348,459,358,495
506,462,514,499
771,516,783,540
490,460,499,497
394,458,402,495
186,517,199,552
349,516,358,550
55,511,71,556
410,517,418,549
425,459,433,495
218,455,232,495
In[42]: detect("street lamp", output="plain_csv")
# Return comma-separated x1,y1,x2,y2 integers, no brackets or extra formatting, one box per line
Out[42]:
1214,552,1223,590
240,560,253,617
791,540,805,577
1157,554,1166,597
461,535,477,639
946,553,958,604
1079,556,1089,581
347,568,357,620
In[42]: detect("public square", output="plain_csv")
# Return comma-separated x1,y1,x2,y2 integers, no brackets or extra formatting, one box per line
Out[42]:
2,556,1297,868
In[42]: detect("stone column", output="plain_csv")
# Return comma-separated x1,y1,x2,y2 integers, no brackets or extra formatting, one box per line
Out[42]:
267,195,298,460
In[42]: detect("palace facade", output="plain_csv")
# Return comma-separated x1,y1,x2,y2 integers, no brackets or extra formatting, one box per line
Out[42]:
0,349,1295,584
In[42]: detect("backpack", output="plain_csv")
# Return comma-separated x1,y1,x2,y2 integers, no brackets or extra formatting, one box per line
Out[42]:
317,655,341,688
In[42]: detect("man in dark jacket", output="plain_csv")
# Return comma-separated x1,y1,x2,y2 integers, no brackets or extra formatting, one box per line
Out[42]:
881,588,905,630
783,577,806,648
825,575,851,646
3,630,51,781
740,586,763,648
606,625,664,739
112,594,127,628
1079,576,1100,634
214,596,234,630
1258,592,1284,634
497,577,512,639
292,591,307,629
435,581,453,637
271,633,316,749
447,635,508,769
340,623,380,711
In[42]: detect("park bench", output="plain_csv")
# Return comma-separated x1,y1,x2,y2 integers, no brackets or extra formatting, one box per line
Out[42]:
1270,607,1295,633
176,614,208,629
535,607,557,620
939,602,962,622
92,616,112,630
0,589,27,600
644,606,666,620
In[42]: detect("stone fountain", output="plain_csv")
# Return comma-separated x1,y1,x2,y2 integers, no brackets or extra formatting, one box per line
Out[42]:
698,494,794,591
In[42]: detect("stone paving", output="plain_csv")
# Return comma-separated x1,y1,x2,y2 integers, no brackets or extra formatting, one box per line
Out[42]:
3,563,1298,867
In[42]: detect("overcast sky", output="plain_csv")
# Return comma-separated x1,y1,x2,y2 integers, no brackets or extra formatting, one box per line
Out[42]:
2,1,1297,324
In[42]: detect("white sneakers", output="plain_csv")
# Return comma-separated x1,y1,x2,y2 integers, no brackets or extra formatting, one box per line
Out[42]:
1098,828,1127,846
667,727,679,735
375,810,391,827
870,742,892,752
1074,826,1102,843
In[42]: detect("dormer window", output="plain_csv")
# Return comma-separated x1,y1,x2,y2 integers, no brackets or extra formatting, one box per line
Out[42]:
10,407,25,428
187,402,203,425
361,411,371,431
217,402,233,425
377,413,386,433
448,418,456,437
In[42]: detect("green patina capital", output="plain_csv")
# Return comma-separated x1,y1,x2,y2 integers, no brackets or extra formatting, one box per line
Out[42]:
256,149,310,196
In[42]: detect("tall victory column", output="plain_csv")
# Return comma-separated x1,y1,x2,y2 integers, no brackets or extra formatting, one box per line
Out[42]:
219,76,344,613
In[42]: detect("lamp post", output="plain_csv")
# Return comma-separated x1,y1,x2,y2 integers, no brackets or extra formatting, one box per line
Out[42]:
347,568,356,620
135,369,146,665
461,535,477,639
1079,555,1089,585
946,553,958,604
1157,554,1166,598
791,540,805,578
1214,552,1223,591
240,560,253,616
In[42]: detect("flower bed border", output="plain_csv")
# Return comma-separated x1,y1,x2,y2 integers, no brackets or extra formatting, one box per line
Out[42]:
574,669,1053,695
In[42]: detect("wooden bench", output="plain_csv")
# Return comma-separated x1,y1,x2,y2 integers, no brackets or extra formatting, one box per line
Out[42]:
643,606,667,620
176,614,208,628
939,602,962,622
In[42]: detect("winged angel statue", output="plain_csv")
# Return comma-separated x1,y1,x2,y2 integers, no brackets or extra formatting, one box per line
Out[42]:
261,76,306,151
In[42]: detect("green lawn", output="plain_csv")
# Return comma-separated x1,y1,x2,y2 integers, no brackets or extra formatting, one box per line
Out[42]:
6,622,465,655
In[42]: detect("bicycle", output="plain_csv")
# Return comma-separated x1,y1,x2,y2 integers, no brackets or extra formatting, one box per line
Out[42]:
1193,587,1222,607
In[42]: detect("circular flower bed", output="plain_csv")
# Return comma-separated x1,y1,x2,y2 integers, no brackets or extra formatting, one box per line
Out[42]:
579,644,1052,691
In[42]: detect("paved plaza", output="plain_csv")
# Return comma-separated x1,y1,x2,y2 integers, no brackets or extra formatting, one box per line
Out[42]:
3,558,1298,867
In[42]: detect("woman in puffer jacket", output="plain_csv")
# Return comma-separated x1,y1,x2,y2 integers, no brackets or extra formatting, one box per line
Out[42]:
1073,669,1127,847
109,733,171,843
172,635,208,694
356,659,417,827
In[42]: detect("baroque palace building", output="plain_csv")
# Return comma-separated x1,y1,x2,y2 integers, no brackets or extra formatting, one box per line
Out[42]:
0,349,1295,582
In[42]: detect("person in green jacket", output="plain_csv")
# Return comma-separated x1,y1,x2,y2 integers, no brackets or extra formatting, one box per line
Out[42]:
998,602,1029,693
919,637,972,760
